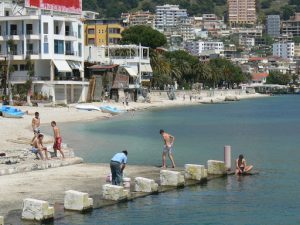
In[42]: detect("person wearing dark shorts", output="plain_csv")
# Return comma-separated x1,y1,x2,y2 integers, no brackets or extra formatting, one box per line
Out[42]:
110,150,128,185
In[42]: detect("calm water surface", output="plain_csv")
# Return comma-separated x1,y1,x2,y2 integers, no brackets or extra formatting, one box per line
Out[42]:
53,96,300,225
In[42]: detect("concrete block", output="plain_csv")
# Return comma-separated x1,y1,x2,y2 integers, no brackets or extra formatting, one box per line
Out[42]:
207,160,226,175
160,170,185,186
203,169,208,178
0,216,3,225
22,198,54,221
64,190,93,211
102,184,128,201
134,177,158,193
184,164,205,181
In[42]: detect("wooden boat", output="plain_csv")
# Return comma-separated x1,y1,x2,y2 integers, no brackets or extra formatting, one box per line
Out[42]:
0,106,25,118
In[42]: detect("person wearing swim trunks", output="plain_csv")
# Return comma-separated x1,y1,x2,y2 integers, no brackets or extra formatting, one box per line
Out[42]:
31,112,41,142
235,154,253,175
31,133,49,160
160,129,176,168
51,121,64,158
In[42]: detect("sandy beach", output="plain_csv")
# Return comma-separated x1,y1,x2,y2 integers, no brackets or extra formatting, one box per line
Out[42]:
0,90,266,153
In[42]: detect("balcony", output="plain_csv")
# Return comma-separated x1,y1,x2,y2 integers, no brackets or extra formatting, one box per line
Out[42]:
65,50,75,56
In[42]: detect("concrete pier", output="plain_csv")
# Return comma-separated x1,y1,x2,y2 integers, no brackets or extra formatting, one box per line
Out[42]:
64,190,93,212
134,177,158,193
207,160,227,175
21,198,54,221
160,170,185,186
184,164,205,181
102,184,129,201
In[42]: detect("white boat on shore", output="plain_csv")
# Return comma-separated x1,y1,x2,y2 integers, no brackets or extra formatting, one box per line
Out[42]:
75,105,100,111
100,105,124,115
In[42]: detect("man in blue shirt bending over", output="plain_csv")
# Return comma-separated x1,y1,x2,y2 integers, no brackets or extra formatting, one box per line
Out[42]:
110,150,128,185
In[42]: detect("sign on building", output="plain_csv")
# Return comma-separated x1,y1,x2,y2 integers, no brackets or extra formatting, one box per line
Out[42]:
25,0,82,14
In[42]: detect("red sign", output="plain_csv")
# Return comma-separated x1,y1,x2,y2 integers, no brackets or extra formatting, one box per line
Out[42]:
26,0,82,14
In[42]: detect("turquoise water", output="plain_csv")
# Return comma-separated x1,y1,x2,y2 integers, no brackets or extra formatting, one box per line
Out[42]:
56,96,300,224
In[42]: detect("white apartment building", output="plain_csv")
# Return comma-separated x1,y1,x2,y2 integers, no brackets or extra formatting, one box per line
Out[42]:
273,42,295,60
0,1,87,104
185,41,224,56
85,44,152,87
155,4,188,31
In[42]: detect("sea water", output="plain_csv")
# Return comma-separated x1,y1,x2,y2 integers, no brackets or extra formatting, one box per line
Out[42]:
54,96,300,224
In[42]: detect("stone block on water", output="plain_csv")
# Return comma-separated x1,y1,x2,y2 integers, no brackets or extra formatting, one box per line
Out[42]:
184,164,205,181
64,190,93,211
207,160,226,175
102,184,128,201
22,198,54,221
160,170,185,186
134,177,158,193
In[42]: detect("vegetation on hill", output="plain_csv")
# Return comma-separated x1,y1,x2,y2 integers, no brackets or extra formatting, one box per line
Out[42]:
83,0,298,20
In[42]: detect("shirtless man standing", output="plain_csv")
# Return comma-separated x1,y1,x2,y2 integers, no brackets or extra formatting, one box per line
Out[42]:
51,121,64,158
31,112,40,142
160,129,176,168
31,133,49,160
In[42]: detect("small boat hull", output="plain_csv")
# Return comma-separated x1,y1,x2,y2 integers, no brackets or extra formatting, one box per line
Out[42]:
100,105,123,115
0,106,25,118
75,105,100,111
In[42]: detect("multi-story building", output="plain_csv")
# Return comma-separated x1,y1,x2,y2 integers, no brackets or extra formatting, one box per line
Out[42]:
282,13,300,37
84,19,124,46
155,4,188,32
202,14,226,37
266,15,280,37
121,11,155,27
239,36,255,47
273,42,295,60
0,0,87,104
178,17,195,41
231,26,263,37
185,41,224,56
228,0,256,26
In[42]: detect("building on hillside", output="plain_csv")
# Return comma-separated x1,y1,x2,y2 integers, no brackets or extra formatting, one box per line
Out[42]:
185,41,224,56
202,14,226,37
282,13,300,37
273,42,295,60
266,15,280,37
82,11,99,20
294,43,300,58
231,26,263,37
84,19,124,46
227,0,256,26
0,0,87,104
155,4,188,32
251,73,268,84
239,36,255,48
85,44,152,85
121,11,155,27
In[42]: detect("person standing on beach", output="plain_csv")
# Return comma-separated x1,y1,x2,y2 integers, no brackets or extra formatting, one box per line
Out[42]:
160,129,176,168
31,112,40,142
110,150,128,185
51,121,64,158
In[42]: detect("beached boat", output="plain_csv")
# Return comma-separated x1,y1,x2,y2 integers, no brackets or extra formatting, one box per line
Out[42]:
75,104,100,111
100,105,123,115
0,106,25,118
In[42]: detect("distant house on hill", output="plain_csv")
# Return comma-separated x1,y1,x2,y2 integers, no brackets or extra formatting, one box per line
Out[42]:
252,73,269,84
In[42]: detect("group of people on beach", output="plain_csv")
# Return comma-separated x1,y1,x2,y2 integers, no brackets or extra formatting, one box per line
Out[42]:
30,112,64,160
110,128,253,185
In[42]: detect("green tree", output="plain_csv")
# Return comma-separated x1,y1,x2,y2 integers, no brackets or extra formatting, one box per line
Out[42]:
293,36,300,44
266,71,291,85
121,25,167,49
281,5,295,20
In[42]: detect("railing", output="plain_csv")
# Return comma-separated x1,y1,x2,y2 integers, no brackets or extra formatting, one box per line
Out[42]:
26,50,39,55
26,30,33,35
10,30,18,35
65,50,75,56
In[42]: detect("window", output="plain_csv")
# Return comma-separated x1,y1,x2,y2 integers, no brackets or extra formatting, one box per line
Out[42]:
44,43,49,54
78,43,82,57
43,23,48,34
88,38,95,45
5,11,9,16
108,28,121,34
20,64,28,71
54,40,64,54
78,25,82,38
10,24,17,35
26,43,33,54
88,28,95,34
26,24,33,35
12,65,18,71
65,26,70,36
